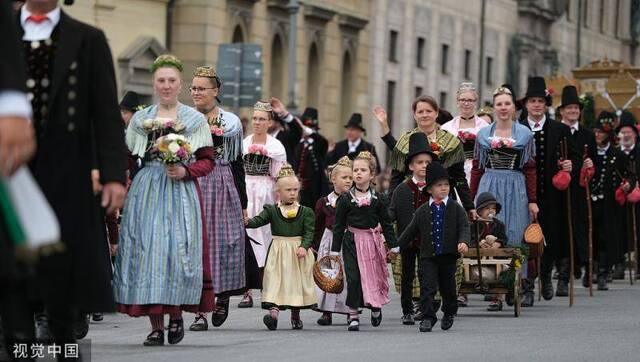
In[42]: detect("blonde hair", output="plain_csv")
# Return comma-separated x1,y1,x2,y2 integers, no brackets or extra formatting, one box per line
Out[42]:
353,151,377,175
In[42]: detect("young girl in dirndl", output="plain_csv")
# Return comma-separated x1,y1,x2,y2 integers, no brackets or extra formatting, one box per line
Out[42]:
245,164,316,330
332,151,399,331
314,156,353,325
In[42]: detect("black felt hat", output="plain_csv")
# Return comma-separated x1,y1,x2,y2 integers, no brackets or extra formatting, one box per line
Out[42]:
405,132,439,167
301,107,319,129
344,113,366,132
522,77,552,107
425,161,449,188
615,110,639,135
475,192,502,214
559,85,582,109
500,83,522,111
119,91,141,112
594,111,615,133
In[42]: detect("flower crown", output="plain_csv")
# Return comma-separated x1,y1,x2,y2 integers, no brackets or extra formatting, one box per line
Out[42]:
193,66,217,78
151,54,184,73
254,101,273,113
277,163,296,180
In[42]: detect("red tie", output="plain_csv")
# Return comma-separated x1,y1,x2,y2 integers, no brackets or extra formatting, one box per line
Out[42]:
534,122,540,129
416,181,426,188
27,14,49,23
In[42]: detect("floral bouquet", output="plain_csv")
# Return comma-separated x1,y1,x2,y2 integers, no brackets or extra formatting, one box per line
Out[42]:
458,130,477,143
248,144,269,156
155,133,192,164
208,116,225,136
489,137,515,149
429,142,442,156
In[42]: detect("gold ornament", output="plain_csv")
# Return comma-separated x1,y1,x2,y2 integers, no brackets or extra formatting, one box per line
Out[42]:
253,101,273,113
277,163,296,180
355,151,373,161
193,66,217,78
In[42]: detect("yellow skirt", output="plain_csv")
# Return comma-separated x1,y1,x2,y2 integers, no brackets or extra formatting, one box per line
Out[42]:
262,236,317,309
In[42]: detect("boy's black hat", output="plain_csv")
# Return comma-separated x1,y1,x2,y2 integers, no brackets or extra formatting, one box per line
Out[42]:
615,110,638,135
405,132,439,167
425,162,449,187
475,192,502,214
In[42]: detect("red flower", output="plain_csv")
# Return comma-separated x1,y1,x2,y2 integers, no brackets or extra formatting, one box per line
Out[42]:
546,87,555,97
430,142,441,152
602,124,611,132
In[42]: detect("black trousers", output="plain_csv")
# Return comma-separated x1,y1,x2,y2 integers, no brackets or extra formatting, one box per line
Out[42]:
400,246,420,315
419,255,458,323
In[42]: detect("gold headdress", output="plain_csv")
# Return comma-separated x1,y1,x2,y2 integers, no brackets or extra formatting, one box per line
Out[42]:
193,66,217,78
478,106,493,116
254,101,273,113
493,86,513,96
328,156,353,178
151,54,184,73
355,151,373,160
277,163,296,180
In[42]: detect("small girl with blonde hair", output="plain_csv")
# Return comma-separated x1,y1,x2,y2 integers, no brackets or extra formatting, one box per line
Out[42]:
245,164,316,330
314,156,353,325
331,151,399,331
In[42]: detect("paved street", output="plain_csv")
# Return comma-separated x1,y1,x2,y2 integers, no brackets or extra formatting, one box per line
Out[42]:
78,277,640,362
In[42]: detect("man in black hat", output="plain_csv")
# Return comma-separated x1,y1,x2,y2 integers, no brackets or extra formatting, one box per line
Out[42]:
617,110,640,280
588,111,626,290
119,90,141,126
326,113,380,172
518,76,578,305
390,132,438,325
291,107,329,208
557,85,597,292
8,0,127,352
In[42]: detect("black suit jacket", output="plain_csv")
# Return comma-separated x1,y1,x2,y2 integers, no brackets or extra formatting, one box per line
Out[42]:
326,138,381,172
292,132,329,208
18,10,126,311
274,118,302,164
0,1,28,283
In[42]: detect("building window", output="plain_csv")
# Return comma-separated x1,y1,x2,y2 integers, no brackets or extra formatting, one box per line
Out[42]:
415,86,423,99
582,0,589,27
389,30,398,62
387,81,396,127
464,49,472,80
417,37,425,68
441,44,449,75
485,56,493,85
599,0,606,33
615,0,620,37
566,0,572,21
439,91,447,109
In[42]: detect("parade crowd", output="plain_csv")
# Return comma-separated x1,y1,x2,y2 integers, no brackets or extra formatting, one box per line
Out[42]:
1,1,640,360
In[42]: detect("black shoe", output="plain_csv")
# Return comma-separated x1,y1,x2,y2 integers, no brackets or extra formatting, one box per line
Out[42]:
371,309,382,327
211,300,229,327
597,276,609,291
541,277,554,300
291,317,303,330
419,319,434,332
574,268,582,280
167,318,184,345
555,280,568,297
582,273,591,288
440,315,454,330
35,313,53,344
74,314,89,340
91,313,103,322
487,300,503,311
238,294,253,308
317,312,332,326
263,314,278,330
348,318,359,331
189,315,208,331
402,313,415,325
521,292,534,307
143,330,164,346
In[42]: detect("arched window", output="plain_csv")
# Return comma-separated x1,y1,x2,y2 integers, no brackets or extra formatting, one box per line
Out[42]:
340,52,353,123
306,43,320,107
270,34,285,99
232,25,244,43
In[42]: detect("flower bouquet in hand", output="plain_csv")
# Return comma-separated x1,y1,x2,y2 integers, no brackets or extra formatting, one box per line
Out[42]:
155,133,192,164
208,116,225,137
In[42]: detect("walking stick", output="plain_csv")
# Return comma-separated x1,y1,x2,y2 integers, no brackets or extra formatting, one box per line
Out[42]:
562,139,575,307
630,160,637,285
583,145,594,297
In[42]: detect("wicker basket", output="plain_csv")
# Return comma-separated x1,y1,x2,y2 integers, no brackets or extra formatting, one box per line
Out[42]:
313,255,344,294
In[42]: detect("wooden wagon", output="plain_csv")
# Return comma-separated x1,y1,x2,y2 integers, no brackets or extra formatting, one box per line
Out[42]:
460,248,522,317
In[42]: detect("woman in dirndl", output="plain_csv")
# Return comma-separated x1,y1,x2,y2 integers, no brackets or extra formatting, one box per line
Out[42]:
470,86,539,264
332,151,399,332
113,54,215,346
188,66,248,330
240,101,287,307
314,156,353,325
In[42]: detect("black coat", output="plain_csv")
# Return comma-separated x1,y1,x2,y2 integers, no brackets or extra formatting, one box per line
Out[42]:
0,0,28,283
568,126,597,264
274,118,302,164
292,133,329,208
519,117,579,257
19,11,127,312
327,138,381,173
620,144,640,262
